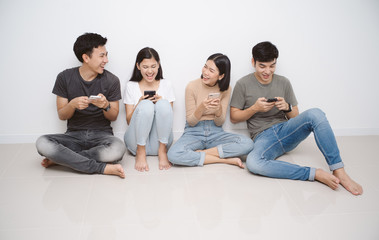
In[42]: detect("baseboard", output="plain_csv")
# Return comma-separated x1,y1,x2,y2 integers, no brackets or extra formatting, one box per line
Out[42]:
1,128,379,144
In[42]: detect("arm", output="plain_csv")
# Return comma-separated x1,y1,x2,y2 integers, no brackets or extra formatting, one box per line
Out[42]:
230,97,276,124
56,95,89,120
125,103,135,125
89,93,119,121
274,97,299,119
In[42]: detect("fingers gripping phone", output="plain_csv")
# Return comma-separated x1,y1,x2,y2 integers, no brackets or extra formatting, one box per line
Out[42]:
89,95,101,100
266,98,278,102
144,90,156,99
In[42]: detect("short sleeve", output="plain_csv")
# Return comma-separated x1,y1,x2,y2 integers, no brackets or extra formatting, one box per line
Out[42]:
230,80,245,109
162,79,175,102
123,81,138,105
52,71,68,98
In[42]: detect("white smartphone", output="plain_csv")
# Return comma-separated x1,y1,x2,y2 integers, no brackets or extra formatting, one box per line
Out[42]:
208,92,220,99
89,95,101,100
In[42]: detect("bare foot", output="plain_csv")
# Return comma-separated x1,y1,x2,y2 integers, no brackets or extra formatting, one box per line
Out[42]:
226,157,245,169
135,146,149,172
315,169,340,190
104,163,125,178
333,168,363,195
41,158,57,168
158,151,172,170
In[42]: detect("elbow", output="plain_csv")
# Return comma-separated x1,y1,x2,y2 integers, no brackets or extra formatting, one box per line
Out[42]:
229,114,239,124
230,118,238,124
58,114,68,121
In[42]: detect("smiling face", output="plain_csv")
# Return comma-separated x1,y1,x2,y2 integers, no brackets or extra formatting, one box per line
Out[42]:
83,45,108,74
253,58,277,84
137,57,160,83
201,60,224,87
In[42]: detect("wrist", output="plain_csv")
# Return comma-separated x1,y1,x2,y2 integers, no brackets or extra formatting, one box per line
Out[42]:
103,102,111,112
283,103,292,113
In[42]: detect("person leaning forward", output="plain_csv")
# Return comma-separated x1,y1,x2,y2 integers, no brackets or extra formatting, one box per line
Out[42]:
230,41,363,195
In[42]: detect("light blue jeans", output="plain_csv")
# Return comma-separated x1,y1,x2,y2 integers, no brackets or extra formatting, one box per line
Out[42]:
124,99,173,155
36,130,126,174
167,120,254,166
246,108,344,181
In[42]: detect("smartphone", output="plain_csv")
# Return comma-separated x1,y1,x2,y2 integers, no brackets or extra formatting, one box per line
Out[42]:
89,95,101,100
144,90,156,99
266,98,278,102
208,92,220,99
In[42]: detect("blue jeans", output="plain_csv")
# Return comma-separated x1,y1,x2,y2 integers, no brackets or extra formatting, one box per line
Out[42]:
246,108,344,181
36,130,126,174
167,120,254,166
124,99,174,155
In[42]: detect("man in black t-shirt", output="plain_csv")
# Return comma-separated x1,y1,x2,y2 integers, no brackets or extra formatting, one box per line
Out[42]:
36,33,126,178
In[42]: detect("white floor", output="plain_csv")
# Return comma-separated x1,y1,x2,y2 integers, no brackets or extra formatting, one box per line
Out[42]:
0,135,378,240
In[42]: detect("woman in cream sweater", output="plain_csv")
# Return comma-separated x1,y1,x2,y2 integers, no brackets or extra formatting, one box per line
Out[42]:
167,53,253,167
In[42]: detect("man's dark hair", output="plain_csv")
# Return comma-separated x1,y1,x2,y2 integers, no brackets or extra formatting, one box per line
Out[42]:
129,47,164,82
252,41,279,63
203,53,231,92
73,33,107,63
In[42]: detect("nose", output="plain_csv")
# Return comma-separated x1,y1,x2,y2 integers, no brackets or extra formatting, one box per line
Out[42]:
202,67,209,76
104,55,109,63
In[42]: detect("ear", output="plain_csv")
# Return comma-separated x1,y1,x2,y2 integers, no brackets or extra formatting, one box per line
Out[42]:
218,73,225,81
136,63,141,70
251,58,256,67
82,53,90,63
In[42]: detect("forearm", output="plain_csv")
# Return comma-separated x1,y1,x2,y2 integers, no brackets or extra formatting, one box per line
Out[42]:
214,105,225,126
230,105,258,123
57,104,75,120
285,105,299,119
103,101,119,121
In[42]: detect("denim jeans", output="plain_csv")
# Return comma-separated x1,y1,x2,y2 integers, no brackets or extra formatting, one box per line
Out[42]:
36,130,126,174
167,120,254,166
246,108,344,181
124,99,174,155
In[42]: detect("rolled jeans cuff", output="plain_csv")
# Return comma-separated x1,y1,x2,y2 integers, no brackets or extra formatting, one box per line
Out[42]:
159,138,168,145
217,145,224,159
308,167,316,181
198,152,206,166
329,161,344,171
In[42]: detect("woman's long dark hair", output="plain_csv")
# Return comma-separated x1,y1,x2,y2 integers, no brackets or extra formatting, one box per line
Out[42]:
129,47,163,82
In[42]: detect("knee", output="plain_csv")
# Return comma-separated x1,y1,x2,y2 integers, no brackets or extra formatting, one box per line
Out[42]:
35,135,54,156
167,145,182,164
101,138,126,162
304,108,326,122
155,99,172,115
246,154,265,175
167,148,177,163
135,100,155,118
239,136,255,154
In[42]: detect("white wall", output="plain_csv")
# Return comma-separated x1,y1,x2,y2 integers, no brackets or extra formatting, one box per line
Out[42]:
0,0,378,143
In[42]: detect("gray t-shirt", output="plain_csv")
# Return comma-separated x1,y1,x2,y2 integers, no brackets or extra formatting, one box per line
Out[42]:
230,73,298,139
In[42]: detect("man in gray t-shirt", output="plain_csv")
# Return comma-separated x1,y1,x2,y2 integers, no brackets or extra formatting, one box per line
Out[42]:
35,33,126,178
230,41,362,195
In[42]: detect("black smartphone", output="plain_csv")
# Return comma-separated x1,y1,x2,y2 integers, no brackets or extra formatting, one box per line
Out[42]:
266,98,278,102
144,90,156,99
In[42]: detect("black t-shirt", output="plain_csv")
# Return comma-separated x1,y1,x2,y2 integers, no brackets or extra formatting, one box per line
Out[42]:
52,67,121,132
